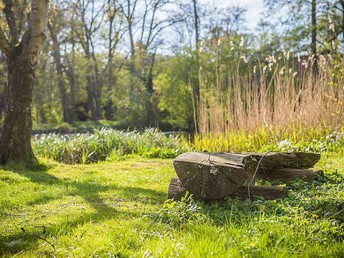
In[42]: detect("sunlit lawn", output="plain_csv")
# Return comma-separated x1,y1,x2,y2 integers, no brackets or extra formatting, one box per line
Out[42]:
0,155,343,257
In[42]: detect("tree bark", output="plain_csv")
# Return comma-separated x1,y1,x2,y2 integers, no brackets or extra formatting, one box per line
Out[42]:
0,0,49,165
0,50,38,165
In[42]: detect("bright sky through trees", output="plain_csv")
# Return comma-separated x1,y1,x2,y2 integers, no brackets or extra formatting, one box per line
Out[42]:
203,0,264,29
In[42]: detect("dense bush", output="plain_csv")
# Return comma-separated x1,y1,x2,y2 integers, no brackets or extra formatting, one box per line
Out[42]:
32,128,191,164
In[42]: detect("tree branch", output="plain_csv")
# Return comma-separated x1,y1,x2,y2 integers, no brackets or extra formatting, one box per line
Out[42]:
4,0,19,45
0,27,11,57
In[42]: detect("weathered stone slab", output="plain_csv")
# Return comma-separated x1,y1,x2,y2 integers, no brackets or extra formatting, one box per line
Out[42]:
173,152,247,200
232,185,288,200
241,152,321,169
259,168,322,182
167,178,288,201
171,151,320,201
200,152,320,171
168,178,186,200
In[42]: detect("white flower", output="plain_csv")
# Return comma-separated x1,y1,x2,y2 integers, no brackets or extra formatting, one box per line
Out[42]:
302,60,308,69
277,139,294,151
239,36,244,48
217,38,221,46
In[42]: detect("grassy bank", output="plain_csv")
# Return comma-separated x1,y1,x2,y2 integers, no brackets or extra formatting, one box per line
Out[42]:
0,153,343,257
194,127,344,153
32,128,191,164
32,126,344,164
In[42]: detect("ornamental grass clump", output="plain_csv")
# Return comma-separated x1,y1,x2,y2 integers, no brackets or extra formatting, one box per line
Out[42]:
32,128,191,164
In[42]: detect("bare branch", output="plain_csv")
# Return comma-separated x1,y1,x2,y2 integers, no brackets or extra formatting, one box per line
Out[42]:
148,18,183,47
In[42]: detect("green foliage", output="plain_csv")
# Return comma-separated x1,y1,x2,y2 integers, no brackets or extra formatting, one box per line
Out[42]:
261,131,344,153
195,127,344,153
32,128,191,164
155,55,195,130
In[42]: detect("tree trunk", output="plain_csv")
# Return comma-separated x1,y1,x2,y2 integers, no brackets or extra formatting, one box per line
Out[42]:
191,0,201,133
0,52,37,165
86,59,96,120
52,49,71,123
0,0,49,166
146,51,156,125
311,0,318,76
65,36,77,123
49,24,72,123
127,3,136,104
192,0,200,47
91,51,103,120
341,1,344,44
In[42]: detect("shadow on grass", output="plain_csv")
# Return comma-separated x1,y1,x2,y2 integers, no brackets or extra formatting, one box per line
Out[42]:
0,164,166,255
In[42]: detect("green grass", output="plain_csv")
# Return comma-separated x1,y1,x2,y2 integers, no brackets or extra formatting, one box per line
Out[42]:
195,127,344,153
0,153,343,257
32,128,191,164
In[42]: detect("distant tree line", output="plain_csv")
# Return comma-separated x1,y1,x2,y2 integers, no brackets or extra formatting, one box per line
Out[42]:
0,0,343,132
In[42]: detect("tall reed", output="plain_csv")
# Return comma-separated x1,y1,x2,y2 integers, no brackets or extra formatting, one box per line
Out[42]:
198,51,344,138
